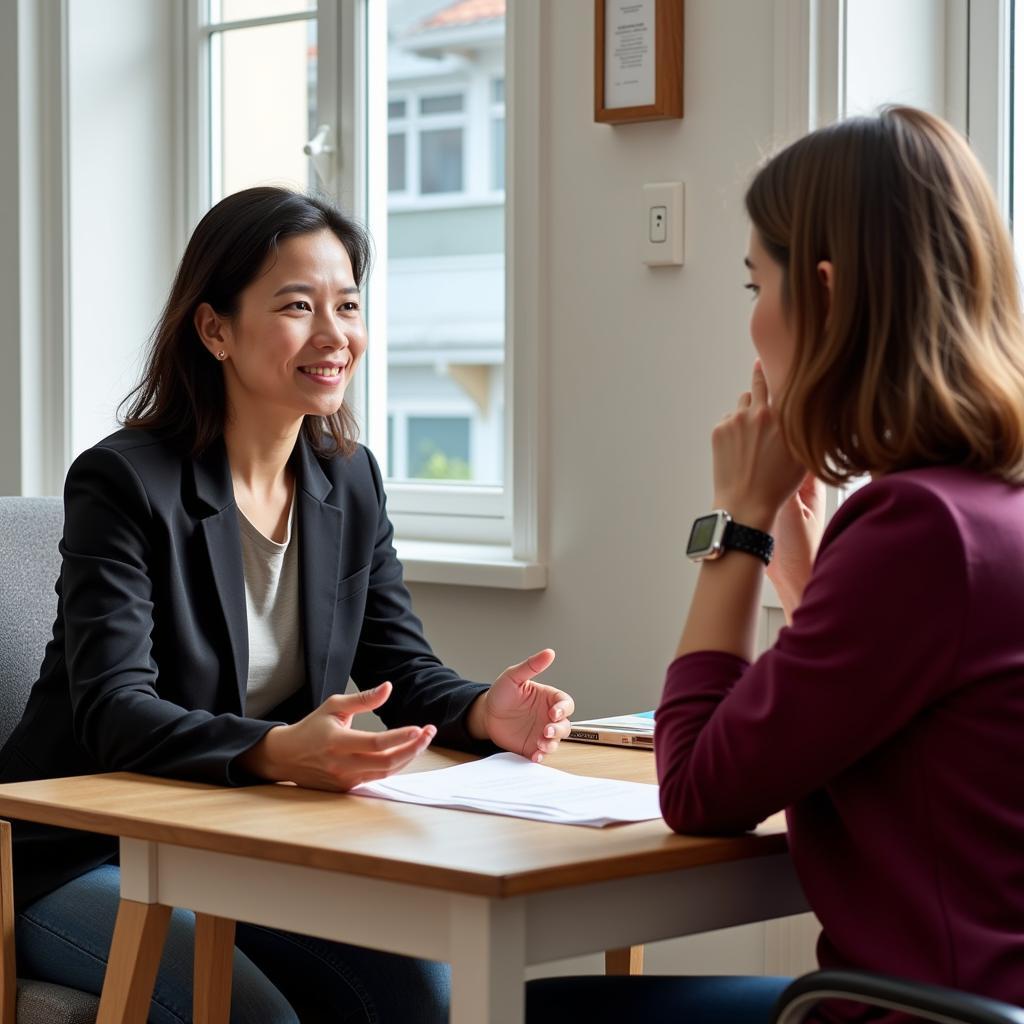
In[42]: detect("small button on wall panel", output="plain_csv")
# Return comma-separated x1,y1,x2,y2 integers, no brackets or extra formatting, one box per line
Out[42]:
642,182,684,267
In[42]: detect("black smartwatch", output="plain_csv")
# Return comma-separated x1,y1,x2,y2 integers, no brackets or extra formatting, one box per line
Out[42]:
686,510,774,566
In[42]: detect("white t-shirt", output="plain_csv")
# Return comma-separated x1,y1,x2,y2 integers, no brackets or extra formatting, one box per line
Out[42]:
237,499,304,718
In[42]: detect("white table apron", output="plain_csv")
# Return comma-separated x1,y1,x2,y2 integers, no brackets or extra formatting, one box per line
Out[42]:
119,836,809,1024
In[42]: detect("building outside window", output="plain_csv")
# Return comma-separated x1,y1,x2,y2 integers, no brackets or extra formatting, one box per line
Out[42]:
386,0,506,485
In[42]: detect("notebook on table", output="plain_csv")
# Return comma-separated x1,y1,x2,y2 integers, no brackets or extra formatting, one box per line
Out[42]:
566,710,655,749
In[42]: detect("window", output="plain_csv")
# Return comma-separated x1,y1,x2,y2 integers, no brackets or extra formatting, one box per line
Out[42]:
402,415,472,480
387,89,468,197
196,1,319,209
188,1,545,584
381,0,507,503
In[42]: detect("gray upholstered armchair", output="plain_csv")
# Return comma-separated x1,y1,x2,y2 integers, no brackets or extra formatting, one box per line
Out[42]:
0,496,100,1023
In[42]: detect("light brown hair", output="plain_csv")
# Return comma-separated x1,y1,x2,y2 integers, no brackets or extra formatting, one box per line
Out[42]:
745,106,1024,484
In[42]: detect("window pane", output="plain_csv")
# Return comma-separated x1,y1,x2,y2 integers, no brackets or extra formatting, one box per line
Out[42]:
388,98,406,119
491,117,504,191
419,93,464,115
388,134,407,191
386,1,506,487
419,128,463,193
492,78,505,104
407,417,471,480
213,0,314,22
212,19,316,201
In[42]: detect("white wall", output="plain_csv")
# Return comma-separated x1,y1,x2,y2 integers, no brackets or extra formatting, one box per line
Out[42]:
0,2,25,494
66,0,181,459
0,0,66,496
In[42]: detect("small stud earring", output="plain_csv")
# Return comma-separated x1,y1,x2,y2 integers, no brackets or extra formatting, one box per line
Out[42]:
216,350,226,361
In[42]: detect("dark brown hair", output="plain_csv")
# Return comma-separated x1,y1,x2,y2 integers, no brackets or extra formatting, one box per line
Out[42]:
121,186,372,457
745,106,1024,484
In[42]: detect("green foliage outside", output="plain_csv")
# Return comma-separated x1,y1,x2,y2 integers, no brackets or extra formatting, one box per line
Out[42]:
412,445,472,481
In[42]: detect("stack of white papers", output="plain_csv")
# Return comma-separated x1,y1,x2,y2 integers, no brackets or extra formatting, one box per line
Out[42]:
352,752,661,827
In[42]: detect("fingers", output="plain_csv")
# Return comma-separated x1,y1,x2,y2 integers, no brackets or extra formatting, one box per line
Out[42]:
751,359,769,406
365,725,428,751
500,648,556,686
547,692,575,722
347,724,436,774
535,717,572,755
797,473,826,508
323,681,392,718
532,689,575,759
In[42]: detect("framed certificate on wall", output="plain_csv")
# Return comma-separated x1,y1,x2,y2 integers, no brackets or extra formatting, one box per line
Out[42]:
595,0,684,124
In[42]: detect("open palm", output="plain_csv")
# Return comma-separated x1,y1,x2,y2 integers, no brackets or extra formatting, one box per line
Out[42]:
482,650,575,763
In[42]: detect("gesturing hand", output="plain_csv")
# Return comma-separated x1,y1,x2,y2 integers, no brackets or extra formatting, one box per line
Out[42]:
240,681,436,791
473,649,575,763
711,360,806,531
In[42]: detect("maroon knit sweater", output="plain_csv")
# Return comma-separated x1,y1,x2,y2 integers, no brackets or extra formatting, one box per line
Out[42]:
658,467,1024,1022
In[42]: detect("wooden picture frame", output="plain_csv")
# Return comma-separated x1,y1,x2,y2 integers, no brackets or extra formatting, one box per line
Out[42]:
595,0,684,124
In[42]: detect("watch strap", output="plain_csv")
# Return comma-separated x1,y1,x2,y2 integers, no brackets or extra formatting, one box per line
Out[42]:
723,521,774,565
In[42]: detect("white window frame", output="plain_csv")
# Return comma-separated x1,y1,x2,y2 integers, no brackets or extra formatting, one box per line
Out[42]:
963,0,1013,217
386,93,411,197
2,0,70,497
184,0,546,588
363,1,543,583
490,75,506,192
184,1,327,223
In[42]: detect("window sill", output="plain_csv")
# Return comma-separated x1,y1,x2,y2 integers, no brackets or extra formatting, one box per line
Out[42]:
394,539,547,589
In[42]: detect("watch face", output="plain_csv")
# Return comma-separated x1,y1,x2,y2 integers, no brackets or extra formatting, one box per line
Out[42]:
687,513,725,558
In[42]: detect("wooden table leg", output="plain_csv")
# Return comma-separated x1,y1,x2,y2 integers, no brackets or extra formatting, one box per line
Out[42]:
0,822,17,1024
194,913,235,1024
605,945,644,976
97,898,172,1024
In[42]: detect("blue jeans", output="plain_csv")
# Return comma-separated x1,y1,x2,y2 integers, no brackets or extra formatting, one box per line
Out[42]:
526,974,792,1023
15,864,449,1024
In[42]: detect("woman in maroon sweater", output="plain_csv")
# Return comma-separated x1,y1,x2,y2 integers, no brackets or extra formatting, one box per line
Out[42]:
529,107,1024,1022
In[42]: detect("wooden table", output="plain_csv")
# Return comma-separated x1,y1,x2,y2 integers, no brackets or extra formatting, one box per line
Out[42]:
0,744,808,1023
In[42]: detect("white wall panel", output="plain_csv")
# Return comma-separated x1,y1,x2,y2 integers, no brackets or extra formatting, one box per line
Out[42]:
66,0,181,459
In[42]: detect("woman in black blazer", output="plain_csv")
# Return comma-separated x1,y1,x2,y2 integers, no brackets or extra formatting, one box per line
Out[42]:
0,187,574,1024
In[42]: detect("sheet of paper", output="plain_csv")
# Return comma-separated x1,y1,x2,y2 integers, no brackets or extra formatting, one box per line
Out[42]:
352,752,661,828
604,0,656,109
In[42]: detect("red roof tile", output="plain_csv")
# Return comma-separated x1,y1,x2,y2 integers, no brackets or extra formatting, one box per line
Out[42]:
417,0,505,31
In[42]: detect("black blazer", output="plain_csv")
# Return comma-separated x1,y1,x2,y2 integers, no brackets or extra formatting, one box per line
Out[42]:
0,428,489,908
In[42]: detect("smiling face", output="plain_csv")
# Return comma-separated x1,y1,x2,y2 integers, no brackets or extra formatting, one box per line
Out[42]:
196,227,367,435
745,228,796,401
